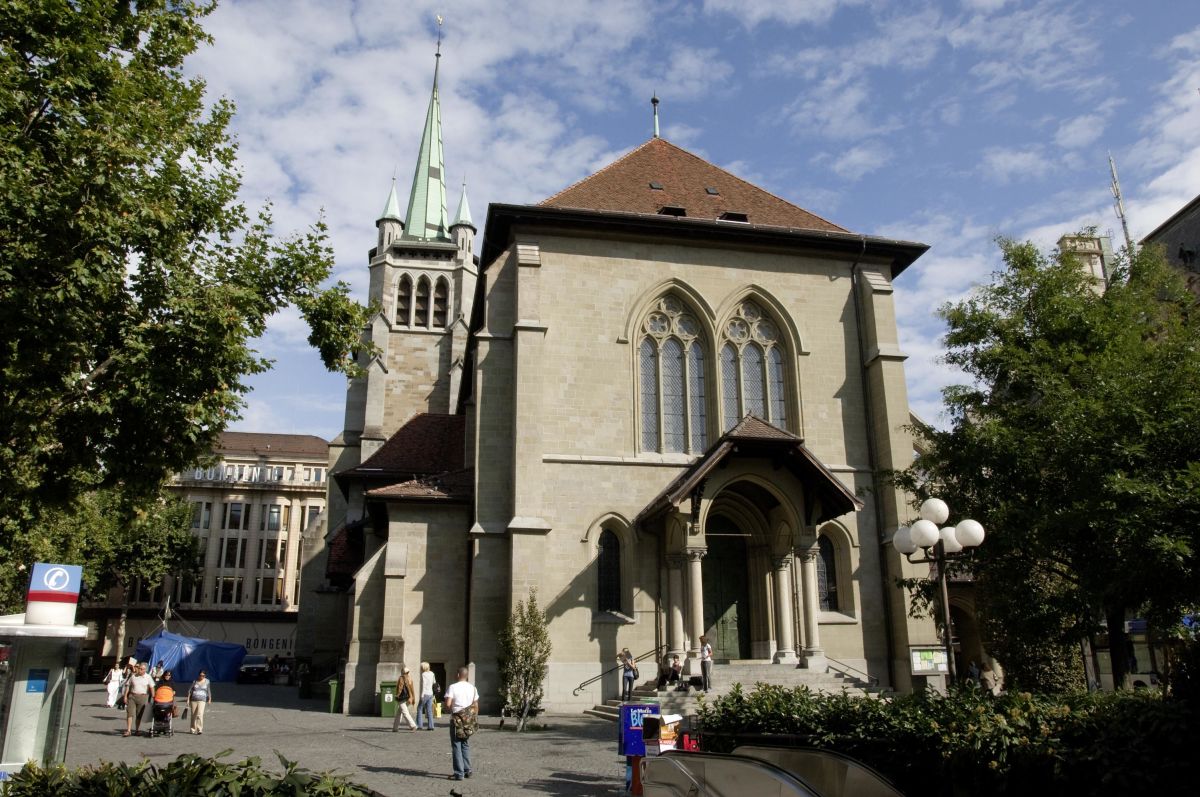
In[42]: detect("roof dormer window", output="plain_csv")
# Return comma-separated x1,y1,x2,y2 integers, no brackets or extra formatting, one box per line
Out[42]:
659,206,686,217
649,181,664,190
719,211,749,223
705,187,720,195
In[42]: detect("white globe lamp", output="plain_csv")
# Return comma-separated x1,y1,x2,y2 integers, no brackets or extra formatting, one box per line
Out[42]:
893,526,917,555
909,518,940,549
939,526,963,554
919,498,950,525
955,518,986,548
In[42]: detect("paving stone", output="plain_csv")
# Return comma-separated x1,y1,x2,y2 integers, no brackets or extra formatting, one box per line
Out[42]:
66,683,627,796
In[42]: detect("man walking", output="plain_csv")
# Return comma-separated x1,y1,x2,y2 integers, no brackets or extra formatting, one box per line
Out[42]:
122,662,155,736
444,666,479,783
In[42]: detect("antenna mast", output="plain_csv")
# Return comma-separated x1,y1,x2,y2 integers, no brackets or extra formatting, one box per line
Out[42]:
1109,153,1135,255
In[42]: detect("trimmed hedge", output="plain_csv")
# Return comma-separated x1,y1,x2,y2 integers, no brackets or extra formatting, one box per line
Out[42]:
697,684,1193,797
0,751,375,796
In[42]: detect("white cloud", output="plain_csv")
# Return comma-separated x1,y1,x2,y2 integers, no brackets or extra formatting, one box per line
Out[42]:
979,146,1053,184
1054,113,1106,150
703,0,864,27
829,141,892,180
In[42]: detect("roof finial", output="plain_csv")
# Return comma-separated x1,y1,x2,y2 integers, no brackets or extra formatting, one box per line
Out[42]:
436,14,443,57
651,93,660,139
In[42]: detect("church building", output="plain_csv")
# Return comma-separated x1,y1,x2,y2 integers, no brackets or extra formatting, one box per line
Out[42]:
296,50,942,713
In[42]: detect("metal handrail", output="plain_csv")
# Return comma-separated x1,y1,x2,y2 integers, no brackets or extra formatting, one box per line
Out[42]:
825,656,880,687
572,644,665,696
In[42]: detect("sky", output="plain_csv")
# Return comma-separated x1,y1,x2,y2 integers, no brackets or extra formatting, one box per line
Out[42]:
188,0,1200,439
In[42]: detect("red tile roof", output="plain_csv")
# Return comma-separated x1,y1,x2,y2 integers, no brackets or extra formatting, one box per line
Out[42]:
218,432,328,458
366,468,474,502
340,414,465,479
541,138,847,233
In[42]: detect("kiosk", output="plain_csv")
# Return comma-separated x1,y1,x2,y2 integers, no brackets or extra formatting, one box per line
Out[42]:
0,564,87,779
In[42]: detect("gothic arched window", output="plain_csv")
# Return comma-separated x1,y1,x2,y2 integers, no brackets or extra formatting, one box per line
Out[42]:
432,277,449,328
816,534,838,611
395,275,413,327
415,277,431,327
638,295,707,454
719,300,790,431
597,529,621,612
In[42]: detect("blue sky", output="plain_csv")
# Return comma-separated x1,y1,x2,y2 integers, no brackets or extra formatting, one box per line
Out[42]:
188,0,1200,438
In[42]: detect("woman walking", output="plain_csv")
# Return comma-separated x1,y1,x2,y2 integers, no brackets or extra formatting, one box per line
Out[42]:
417,662,437,730
618,648,637,702
187,670,213,734
103,661,123,708
391,666,418,732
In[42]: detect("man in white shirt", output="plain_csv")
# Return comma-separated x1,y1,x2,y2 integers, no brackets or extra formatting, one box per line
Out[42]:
699,635,713,692
123,662,156,736
443,666,479,782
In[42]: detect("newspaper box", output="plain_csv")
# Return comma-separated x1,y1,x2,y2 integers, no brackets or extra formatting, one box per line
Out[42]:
641,713,682,756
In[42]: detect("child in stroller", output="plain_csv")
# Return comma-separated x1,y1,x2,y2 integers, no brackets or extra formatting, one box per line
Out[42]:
149,671,177,737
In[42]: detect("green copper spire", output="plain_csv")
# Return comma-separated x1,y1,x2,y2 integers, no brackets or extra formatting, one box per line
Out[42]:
403,31,449,241
451,181,473,229
380,177,403,222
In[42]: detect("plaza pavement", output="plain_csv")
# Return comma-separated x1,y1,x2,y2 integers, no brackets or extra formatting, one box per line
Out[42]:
66,682,627,796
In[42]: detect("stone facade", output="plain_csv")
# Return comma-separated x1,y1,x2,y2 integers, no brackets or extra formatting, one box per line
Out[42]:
297,56,943,713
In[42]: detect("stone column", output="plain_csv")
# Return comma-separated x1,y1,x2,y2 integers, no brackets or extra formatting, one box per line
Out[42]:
683,548,706,675
799,548,826,670
667,555,686,658
772,554,798,663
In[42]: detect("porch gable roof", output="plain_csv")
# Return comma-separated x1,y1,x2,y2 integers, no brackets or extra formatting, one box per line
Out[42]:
635,415,863,527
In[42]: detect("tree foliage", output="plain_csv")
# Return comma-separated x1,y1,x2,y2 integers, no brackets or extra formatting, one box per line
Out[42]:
497,588,552,732
897,237,1200,691
0,0,371,604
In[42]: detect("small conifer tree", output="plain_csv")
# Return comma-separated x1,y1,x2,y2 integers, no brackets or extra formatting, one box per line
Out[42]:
497,588,552,731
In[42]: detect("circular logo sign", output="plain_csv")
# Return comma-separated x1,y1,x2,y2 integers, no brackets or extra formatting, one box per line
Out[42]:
42,567,71,591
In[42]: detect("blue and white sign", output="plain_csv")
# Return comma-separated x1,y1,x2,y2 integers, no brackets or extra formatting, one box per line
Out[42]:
618,702,659,757
26,669,49,694
28,563,82,599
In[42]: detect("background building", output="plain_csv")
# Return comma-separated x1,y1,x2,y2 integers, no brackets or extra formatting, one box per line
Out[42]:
82,432,328,667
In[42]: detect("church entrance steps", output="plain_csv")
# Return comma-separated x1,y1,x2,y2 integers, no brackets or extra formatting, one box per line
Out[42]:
583,661,884,722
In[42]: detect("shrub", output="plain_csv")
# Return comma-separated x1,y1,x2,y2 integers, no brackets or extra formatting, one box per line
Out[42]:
1,751,375,796
497,587,552,732
698,684,1193,796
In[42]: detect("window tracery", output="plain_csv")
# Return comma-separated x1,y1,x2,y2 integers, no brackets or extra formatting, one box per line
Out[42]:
719,300,789,431
638,295,708,454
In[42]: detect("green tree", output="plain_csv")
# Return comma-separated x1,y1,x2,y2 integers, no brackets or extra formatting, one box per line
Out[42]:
11,486,198,641
0,0,371,609
898,238,1200,691
497,588,552,732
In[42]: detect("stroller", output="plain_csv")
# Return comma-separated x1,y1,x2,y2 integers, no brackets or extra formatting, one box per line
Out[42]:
149,679,176,737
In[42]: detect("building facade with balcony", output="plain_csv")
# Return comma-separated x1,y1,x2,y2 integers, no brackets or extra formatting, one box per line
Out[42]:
81,432,328,667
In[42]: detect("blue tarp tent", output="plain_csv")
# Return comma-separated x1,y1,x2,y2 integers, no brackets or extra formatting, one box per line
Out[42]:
134,630,246,682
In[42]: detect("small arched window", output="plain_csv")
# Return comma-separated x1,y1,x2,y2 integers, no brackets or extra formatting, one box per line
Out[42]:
719,300,790,431
598,529,621,612
395,275,413,327
639,295,707,454
816,535,838,611
433,277,449,328
415,277,431,327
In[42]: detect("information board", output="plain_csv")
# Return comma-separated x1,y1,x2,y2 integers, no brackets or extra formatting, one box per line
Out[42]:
909,646,949,675
618,703,658,757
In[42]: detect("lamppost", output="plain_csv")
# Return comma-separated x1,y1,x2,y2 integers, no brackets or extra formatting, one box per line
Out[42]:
893,498,985,685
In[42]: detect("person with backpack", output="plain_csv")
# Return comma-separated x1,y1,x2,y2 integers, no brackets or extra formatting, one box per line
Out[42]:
391,666,418,732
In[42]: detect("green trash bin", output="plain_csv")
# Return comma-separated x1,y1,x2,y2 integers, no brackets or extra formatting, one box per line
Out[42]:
379,681,398,718
328,678,340,714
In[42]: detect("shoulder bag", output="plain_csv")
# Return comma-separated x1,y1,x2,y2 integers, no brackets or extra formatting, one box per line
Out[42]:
452,707,478,740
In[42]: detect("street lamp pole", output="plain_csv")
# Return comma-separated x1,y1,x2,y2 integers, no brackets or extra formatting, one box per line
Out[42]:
893,498,986,686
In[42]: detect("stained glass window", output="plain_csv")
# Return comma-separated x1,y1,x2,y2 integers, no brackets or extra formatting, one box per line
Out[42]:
720,300,790,430
721,343,739,431
817,535,838,611
769,347,787,429
688,343,707,451
598,529,621,612
662,338,686,452
640,338,659,451
742,343,765,418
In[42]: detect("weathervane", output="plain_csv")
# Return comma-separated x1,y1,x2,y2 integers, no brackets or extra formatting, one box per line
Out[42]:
436,14,443,58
